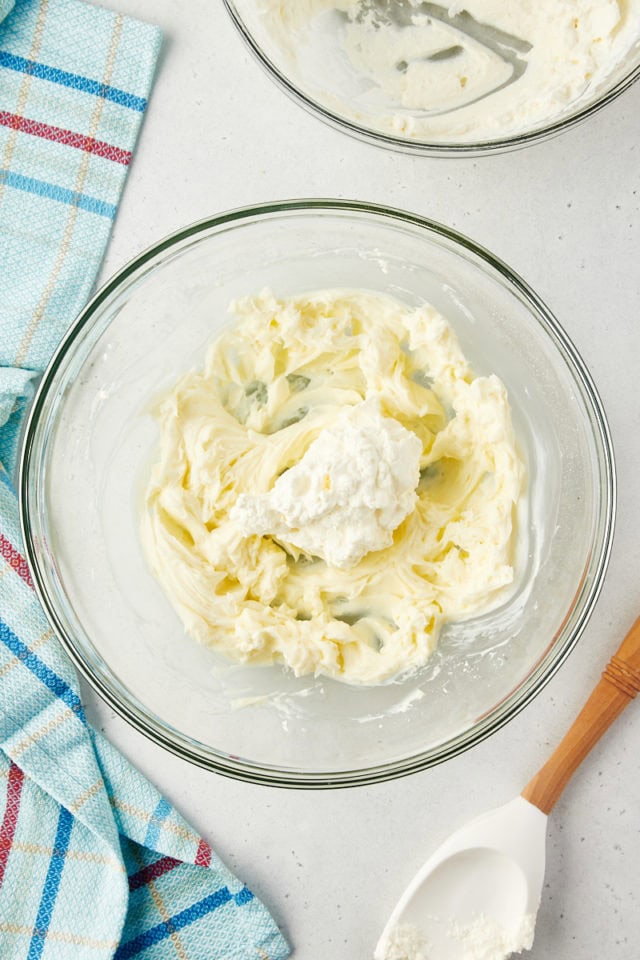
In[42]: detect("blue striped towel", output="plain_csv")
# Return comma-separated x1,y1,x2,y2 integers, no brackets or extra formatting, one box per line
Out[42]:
0,1,290,958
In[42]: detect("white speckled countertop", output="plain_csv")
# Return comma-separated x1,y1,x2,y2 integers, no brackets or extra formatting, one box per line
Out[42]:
87,2,640,957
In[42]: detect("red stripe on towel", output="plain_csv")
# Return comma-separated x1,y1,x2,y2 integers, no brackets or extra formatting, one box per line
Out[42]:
0,533,33,588
0,110,132,165
194,838,212,868
0,763,26,889
128,855,181,891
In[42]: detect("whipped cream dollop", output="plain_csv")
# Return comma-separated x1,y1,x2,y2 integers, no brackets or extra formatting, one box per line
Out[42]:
231,399,422,568
259,0,640,142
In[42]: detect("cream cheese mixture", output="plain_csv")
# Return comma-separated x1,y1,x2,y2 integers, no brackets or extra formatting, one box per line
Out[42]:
259,1,640,142
142,289,523,685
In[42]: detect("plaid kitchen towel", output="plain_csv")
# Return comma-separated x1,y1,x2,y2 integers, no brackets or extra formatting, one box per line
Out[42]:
0,2,290,958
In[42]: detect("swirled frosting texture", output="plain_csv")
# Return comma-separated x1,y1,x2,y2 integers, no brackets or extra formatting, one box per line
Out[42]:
142,289,523,685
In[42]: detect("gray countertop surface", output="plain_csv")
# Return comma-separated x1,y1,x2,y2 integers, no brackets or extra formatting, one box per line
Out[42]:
88,2,640,957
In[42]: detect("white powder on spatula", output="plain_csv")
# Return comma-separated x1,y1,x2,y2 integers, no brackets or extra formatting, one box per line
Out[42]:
381,912,536,960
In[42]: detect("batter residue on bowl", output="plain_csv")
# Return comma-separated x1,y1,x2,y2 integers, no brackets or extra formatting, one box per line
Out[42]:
260,1,640,142
141,289,523,685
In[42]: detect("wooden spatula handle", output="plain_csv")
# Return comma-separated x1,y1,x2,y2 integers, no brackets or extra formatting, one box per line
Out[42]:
522,615,640,815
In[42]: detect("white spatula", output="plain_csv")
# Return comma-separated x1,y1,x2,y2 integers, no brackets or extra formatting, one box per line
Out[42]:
375,615,640,960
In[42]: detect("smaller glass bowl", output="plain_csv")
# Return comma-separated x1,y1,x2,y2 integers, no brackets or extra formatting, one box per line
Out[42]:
21,200,615,788
223,0,640,157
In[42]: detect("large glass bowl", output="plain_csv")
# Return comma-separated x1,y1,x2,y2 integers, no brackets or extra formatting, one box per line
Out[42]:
20,200,615,787
223,0,640,157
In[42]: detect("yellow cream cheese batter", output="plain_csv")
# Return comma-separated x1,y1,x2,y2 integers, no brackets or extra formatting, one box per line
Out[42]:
141,289,523,685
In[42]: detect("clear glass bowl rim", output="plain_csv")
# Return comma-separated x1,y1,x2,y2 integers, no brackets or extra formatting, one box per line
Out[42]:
20,198,616,788
222,0,640,157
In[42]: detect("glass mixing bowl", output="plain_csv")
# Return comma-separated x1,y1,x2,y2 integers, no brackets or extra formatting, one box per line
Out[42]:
223,0,640,157
21,200,615,787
